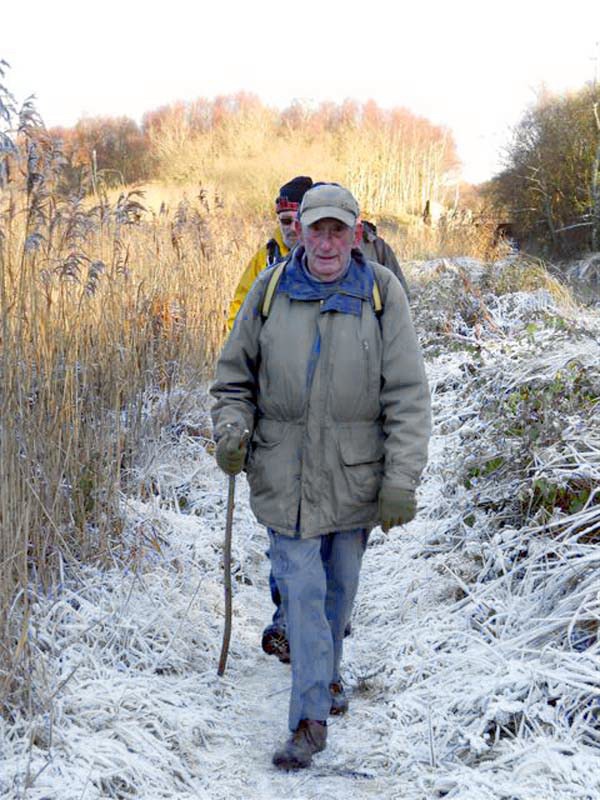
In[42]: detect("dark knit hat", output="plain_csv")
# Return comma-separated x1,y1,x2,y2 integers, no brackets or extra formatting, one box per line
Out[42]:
275,176,313,212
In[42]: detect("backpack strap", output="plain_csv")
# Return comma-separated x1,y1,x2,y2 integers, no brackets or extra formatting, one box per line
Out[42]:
372,278,383,314
261,259,287,317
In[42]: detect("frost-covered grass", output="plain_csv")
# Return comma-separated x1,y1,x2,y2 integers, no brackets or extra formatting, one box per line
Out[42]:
2,258,600,799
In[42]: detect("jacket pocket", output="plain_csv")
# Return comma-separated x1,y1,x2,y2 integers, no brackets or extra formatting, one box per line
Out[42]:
247,419,285,473
361,339,377,395
337,425,384,504
246,420,298,529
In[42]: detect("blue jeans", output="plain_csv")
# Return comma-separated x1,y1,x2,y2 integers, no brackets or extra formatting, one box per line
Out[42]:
268,528,368,731
268,569,286,628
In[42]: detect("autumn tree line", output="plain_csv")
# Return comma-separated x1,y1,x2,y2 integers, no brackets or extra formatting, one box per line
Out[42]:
44,93,459,218
4,74,600,254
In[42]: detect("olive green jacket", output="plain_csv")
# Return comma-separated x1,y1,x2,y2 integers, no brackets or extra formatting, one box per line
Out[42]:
361,221,410,298
210,261,431,538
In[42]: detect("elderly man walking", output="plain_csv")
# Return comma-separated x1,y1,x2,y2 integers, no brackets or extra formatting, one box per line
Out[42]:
211,183,431,770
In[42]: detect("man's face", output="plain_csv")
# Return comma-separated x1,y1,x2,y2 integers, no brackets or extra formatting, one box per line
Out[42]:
296,218,361,282
277,210,298,249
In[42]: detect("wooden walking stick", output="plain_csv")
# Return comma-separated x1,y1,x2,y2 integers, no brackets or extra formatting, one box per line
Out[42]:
217,427,249,676
217,474,236,676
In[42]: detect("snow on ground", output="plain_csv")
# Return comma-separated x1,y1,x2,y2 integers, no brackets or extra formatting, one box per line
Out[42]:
2,259,600,799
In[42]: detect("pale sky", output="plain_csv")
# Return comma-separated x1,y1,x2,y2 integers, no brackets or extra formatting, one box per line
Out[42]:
2,0,599,183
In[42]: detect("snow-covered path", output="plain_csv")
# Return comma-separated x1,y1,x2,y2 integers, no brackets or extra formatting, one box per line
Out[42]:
2,434,443,799
6,406,599,800
4,264,600,799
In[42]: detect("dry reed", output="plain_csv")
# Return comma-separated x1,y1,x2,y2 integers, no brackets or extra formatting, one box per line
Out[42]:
0,160,257,714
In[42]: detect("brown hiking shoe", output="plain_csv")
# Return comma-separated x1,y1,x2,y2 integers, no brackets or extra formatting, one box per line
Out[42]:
272,719,327,770
329,682,349,716
261,624,291,664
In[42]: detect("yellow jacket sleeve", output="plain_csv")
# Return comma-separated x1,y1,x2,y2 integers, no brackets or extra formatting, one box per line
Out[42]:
227,229,289,330
227,246,269,330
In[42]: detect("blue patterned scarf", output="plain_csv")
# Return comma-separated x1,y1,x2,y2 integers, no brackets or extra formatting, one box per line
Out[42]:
277,247,374,318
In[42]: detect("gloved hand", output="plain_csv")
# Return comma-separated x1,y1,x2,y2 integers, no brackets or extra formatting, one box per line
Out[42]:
378,486,416,532
215,427,248,476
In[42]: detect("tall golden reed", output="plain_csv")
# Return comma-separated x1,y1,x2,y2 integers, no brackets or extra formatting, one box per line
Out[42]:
0,149,257,713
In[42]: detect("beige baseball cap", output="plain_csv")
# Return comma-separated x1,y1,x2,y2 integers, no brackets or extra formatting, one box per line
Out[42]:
298,183,360,227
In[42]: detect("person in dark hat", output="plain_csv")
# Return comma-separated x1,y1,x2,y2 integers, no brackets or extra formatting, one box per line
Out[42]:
226,177,315,666
227,176,313,329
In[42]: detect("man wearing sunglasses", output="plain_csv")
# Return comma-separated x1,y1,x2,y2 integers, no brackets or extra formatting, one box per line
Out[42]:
227,176,314,330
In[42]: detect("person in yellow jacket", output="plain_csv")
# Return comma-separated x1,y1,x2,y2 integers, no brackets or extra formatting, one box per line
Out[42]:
227,176,314,330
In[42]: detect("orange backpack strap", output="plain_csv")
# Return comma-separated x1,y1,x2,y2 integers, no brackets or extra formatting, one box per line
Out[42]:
372,279,383,314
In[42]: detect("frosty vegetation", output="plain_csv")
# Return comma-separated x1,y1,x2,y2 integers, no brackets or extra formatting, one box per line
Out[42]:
2,257,599,800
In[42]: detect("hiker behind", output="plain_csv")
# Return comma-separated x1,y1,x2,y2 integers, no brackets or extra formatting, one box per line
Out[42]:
227,176,314,331
360,218,409,296
227,176,313,662
227,178,409,332
211,183,431,770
